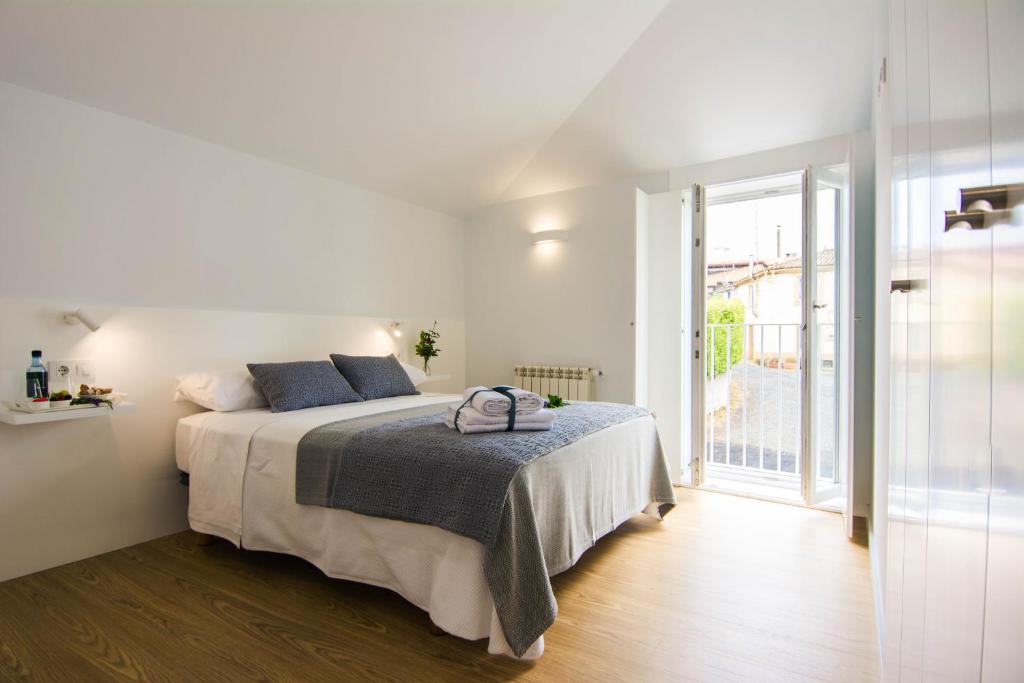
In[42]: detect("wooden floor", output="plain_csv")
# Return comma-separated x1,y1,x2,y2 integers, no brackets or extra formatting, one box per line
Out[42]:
0,488,878,682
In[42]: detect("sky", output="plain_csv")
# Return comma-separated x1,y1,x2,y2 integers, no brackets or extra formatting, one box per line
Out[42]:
705,189,837,266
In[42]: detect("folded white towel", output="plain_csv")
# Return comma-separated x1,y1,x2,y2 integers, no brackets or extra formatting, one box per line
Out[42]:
445,405,556,434
446,405,555,427
463,386,543,416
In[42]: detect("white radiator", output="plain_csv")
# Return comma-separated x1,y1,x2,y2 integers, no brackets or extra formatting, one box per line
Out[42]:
512,365,595,401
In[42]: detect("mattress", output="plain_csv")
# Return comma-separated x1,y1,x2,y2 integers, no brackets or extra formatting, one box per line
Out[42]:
175,393,668,658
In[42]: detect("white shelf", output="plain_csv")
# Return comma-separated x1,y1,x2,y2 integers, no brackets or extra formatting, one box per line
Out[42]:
0,403,136,426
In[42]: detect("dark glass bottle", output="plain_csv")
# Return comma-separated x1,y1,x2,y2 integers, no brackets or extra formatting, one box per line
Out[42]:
26,350,48,399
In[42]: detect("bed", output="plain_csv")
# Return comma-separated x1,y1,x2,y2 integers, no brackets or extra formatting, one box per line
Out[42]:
175,392,675,658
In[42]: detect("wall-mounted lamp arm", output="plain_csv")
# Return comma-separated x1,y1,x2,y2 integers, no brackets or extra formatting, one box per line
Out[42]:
63,309,100,332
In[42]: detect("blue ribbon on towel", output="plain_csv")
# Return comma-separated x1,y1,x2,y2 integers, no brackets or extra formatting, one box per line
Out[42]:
453,385,518,432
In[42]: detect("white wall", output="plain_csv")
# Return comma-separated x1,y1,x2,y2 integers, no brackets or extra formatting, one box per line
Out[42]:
668,134,857,189
463,175,667,404
0,83,465,319
851,129,877,523
0,83,466,582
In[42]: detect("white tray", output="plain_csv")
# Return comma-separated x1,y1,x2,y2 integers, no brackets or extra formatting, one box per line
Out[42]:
7,401,110,414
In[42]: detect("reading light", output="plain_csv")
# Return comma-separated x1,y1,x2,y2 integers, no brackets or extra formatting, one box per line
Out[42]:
532,229,569,245
63,309,100,332
389,321,403,338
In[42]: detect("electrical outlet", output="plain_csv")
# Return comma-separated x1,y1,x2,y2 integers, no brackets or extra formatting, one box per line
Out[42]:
49,360,74,381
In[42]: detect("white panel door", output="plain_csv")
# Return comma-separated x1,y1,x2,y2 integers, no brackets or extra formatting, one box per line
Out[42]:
981,0,1024,680
897,0,933,678
646,190,685,484
883,0,910,678
921,0,993,681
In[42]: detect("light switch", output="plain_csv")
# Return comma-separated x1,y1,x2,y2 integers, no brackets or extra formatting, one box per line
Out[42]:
76,361,96,383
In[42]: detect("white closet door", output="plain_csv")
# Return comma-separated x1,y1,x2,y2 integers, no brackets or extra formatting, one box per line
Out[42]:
921,0,994,681
982,1,1024,680
883,0,910,677
897,0,933,678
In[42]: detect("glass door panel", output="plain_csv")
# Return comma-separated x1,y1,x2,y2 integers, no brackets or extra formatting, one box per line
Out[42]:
692,167,849,511
699,172,805,501
806,163,848,507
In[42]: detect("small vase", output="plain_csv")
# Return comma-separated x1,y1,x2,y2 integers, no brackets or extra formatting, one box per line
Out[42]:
422,358,431,376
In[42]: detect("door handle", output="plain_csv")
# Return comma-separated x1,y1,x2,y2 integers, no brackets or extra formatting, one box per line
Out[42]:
890,279,923,293
812,303,828,310
944,209,989,232
945,182,1024,232
959,183,1023,212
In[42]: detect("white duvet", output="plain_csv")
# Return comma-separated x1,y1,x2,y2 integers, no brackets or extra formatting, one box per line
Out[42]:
175,393,665,658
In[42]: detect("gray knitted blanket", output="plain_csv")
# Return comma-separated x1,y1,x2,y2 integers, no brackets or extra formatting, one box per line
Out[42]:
295,401,675,657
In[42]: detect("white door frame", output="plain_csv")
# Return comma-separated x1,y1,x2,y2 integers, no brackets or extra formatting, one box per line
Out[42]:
806,163,853,511
689,183,706,487
688,169,852,514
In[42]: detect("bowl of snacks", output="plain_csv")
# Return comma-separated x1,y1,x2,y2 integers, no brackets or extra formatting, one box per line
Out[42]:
23,397,51,411
79,384,113,397
48,390,73,408
76,385,124,407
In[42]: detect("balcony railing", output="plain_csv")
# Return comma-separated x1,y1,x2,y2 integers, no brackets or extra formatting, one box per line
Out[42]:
705,321,836,485
705,322,803,482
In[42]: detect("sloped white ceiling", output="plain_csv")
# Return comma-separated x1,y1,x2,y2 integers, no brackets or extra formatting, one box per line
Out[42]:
0,0,669,215
500,0,877,202
0,0,874,216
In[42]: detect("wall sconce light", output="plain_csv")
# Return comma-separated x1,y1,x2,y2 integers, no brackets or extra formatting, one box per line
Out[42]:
388,321,402,338
532,229,569,245
63,309,100,332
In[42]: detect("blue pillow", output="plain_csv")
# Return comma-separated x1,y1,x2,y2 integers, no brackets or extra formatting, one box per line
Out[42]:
330,354,420,400
246,360,363,412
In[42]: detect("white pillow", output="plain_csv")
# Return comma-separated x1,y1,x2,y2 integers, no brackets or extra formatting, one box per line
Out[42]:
401,362,429,387
174,370,268,411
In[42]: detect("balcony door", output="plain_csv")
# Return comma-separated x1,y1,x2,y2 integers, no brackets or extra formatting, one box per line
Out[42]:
805,164,849,507
690,165,850,512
